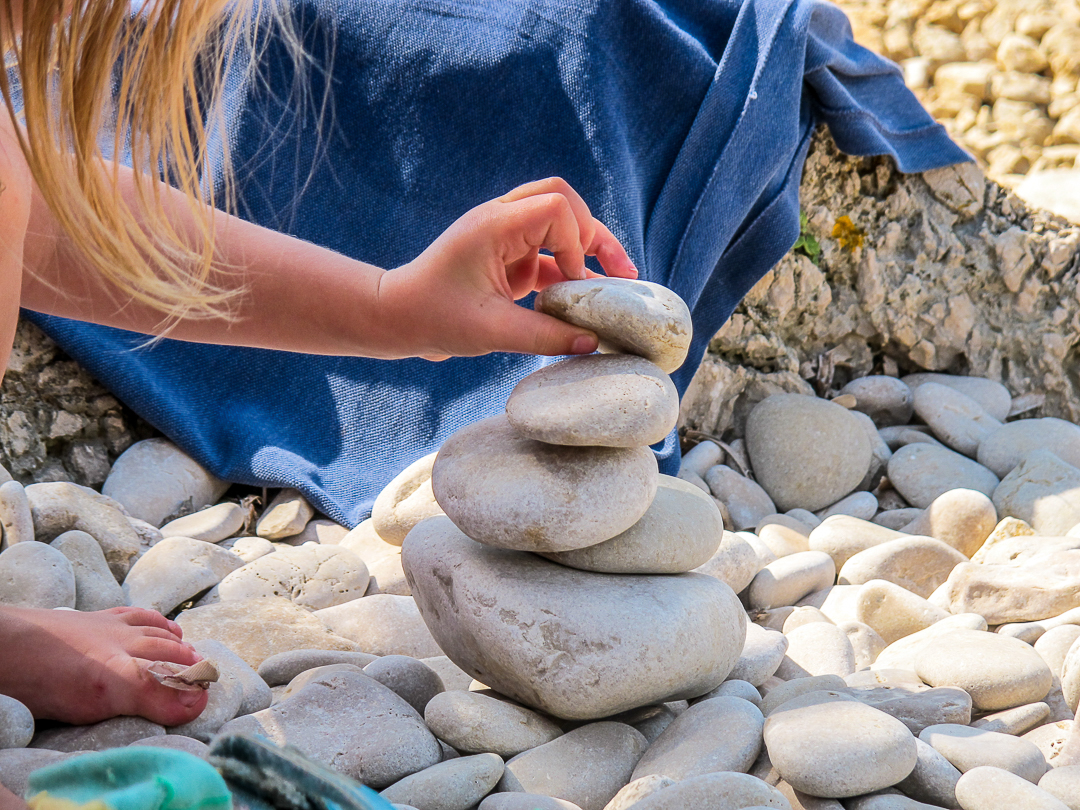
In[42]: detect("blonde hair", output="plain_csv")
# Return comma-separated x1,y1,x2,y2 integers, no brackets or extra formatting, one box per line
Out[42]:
0,0,277,321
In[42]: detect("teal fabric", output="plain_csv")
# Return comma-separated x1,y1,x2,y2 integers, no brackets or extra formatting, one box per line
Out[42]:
26,749,231,810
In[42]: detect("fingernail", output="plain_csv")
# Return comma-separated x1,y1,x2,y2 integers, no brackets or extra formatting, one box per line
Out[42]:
179,689,204,708
571,335,597,354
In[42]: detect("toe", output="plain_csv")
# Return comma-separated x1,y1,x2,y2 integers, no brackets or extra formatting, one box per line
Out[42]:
130,661,210,726
126,636,201,666
110,607,176,632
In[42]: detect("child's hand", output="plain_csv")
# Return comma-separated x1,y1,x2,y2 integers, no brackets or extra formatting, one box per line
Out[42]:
378,178,638,360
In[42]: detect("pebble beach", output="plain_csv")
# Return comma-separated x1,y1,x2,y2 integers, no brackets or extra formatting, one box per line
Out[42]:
3,276,1080,810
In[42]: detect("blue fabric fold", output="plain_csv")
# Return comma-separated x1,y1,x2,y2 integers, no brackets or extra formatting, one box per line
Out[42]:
26,0,970,527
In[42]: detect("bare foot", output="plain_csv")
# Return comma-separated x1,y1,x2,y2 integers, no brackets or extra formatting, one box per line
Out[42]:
0,606,208,726
0,783,27,810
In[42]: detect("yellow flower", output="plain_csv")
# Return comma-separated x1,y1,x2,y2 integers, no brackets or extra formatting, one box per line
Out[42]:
832,215,865,251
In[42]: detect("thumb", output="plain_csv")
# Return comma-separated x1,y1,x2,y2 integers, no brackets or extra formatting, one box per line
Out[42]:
486,302,599,356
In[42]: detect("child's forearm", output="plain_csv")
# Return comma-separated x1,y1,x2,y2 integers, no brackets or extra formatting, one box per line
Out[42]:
20,162,409,358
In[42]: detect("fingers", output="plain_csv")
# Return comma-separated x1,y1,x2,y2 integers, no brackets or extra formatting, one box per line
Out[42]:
491,193,587,281
498,178,637,283
481,301,599,357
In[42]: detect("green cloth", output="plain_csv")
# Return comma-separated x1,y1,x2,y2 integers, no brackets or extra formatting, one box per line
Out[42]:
27,748,231,810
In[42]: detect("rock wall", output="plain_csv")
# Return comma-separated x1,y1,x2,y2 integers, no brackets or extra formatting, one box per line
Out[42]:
4,129,1079,484
0,321,149,486
679,128,1080,441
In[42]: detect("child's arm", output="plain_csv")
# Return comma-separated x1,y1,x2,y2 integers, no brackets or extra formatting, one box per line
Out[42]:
20,161,637,360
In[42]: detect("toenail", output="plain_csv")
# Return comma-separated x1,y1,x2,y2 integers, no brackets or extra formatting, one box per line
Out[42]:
179,690,204,708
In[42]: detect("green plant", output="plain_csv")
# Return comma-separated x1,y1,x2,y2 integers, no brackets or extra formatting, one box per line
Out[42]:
792,211,821,265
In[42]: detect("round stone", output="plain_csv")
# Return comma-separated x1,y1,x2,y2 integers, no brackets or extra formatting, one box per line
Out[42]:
0,695,34,749
624,772,788,810
837,536,967,598
978,418,1080,478
900,375,1012,421
50,530,126,612
912,382,1001,458
900,488,998,558
744,394,872,512
362,656,445,715
533,278,692,373
122,536,244,615
542,475,723,574
887,444,1000,509
955,766,1070,810
763,691,918,798
214,544,369,611
372,453,444,545
747,550,836,611
0,542,76,609
839,375,915,427
431,415,658,553
380,753,505,810
423,691,563,758
915,629,1054,711
402,516,745,721
506,355,678,447
920,724,1047,783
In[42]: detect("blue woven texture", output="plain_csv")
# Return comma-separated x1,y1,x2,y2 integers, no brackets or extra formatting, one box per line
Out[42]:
26,0,969,527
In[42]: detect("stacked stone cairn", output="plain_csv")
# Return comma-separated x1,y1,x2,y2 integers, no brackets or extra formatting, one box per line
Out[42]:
11,281,1080,808
403,277,747,723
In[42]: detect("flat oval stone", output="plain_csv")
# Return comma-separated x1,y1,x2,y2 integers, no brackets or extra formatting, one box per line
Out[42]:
362,656,445,715
542,475,722,574
887,444,999,508
380,753,504,810
1038,766,1080,809
256,488,314,540
372,453,444,545
901,374,1012,422
839,376,915,427
855,579,950,645
704,466,776,531
630,696,764,781
30,717,165,752
915,629,1054,711
315,594,443,659
499,722,648,810
123,536,244,615
177,597,362,669
693,531,761,593
747,550,836,611
992,450,1080,536
763,691,917,798
838,537,966,598
896,737,962,808
50,530,126,612
402,517,746,720
624,772,788,810
978,418,1080,478
160,502,246,543
0,541,75,609
744,394,872,512
900,488,997,558
776,622,855,679
971,703,1051,735
913,383,1002,458
215,544,369,611
431,416,657,552
102,438,229,527
219,669,441,788
424,690,562,757
809,516,911,570
506,355,678,447
0,695,33,749
729,623,789,686
534,278,692,373
920,725,1048,782
0,480,34,546
257,649,379,686
955,766,1071,810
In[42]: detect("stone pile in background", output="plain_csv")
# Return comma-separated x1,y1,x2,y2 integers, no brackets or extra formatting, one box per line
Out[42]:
834,0,1080,201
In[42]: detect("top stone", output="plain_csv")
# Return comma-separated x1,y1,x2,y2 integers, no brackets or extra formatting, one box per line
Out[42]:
431,415,658,552
506,355,679,447
534,278,692,373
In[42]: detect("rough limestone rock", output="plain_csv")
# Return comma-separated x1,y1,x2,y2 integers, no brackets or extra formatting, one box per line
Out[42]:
176,597,362,668
534,278,693,373
431,415,658,553
506,355,679,447
402,517,746,721
213,544,369,611
744,394,872,512
679,131,1080,446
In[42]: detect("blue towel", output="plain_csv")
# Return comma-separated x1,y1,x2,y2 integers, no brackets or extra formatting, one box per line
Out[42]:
26,0,969,528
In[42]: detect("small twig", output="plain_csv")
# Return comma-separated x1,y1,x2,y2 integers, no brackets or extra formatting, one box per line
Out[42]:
682,429,753,479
